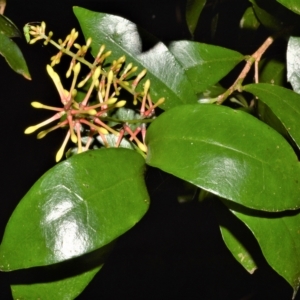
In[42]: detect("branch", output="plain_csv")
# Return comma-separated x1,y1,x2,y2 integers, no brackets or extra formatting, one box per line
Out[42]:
0,0,6,15
215,35,275,105
213,26,293,105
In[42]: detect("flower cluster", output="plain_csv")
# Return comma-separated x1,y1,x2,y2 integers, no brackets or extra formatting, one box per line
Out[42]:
24,22,164,162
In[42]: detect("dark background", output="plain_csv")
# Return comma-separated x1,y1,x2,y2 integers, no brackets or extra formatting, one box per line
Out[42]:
0,0,296,299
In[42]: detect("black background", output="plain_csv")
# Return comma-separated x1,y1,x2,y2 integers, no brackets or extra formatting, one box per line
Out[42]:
0,0,296,299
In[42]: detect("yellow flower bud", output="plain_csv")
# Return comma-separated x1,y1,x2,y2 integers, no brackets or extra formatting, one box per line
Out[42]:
31,102,44,108
115,100,126,108
24,125,38,134
107,70,114,85
92,67,101,81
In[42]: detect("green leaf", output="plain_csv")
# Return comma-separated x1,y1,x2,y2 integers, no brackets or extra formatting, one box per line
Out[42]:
251,0,300,31
11,243,113,300
256,100,290,143
225,201,300,298
277,0,300,15
73,7,197,110
220,226,258,274
287,36,300,93
0,148,149,270
259,59,286,86
244,83,300,149
0,33,31,79
146,104,300,211
0,14,20,37
168,41,244,94
250,0,283,31
186,0,206,37
216,199,262,276
240,6,260,30
12,267,100,300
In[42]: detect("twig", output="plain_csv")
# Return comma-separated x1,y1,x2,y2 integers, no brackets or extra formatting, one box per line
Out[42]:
215,35,275,105
0,0,6,15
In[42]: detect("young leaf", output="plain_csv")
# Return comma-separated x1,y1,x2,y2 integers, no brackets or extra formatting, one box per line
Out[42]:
0,32,31,79
224,201,300,299
146,104,300,212
0,148,149,270
287,36,300,93
277,0,300,15
244,83,300,149
168,41,244,94
186,0,206,37
73,6,197,110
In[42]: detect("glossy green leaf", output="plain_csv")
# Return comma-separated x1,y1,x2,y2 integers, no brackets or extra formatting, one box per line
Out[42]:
287,36,300,93
186,0,206,37
240,6,260,30
277,0,300,15
0,148,149,270
225,201,300,298
0,33,30,79
259,59,286,86
73,7,197,110
244,83,300,149
168,41,244,94
220,226,257,274
251,0,300,31
11,243,113,300
250,0,283,31
146,104,300,211
256,100,290,144
0,14,20,37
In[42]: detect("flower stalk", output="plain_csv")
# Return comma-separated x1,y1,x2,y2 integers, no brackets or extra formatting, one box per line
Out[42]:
24,22,164,161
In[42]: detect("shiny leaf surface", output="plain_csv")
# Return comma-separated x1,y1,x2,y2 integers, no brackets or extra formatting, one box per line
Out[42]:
186,0,206,37
277,0,300,14
0,149,149,270
225,202,300,298
244,83,300,149
73,7,197,110
168,41,244,94
287,36,300,93
0,32,30,79
146,104,300,211
0,14,20,37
